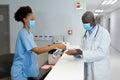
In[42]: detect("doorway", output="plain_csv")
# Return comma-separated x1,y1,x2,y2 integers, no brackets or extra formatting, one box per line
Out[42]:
0,5,10,55
108,18,111,33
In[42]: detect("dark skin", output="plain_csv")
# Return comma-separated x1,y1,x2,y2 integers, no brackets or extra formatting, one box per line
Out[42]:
66,16,96,56
23,13,66,54
66,49,83,55
82,16,96,27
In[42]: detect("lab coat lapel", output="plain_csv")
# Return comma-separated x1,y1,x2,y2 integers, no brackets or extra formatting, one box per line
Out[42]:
87,25,98,39
85,25,98,50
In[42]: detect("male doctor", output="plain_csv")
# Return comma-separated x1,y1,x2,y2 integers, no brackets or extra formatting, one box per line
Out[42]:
66,11,111,80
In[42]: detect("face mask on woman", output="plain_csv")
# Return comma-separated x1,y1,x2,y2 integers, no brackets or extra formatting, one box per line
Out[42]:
29,20,35,28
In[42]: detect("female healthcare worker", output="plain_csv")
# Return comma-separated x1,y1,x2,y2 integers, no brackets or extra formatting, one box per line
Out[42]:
11,6,66,80
66,11,111,80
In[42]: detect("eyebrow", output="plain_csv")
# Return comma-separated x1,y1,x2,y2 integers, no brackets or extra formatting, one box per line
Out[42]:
83,21,90,23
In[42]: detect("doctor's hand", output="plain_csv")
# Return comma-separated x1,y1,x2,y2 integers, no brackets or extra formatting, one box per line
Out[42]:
66,49,83,55
66,50,77,55
54,43,66,50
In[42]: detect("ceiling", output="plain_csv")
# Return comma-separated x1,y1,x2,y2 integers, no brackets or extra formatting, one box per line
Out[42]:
86,0,120,15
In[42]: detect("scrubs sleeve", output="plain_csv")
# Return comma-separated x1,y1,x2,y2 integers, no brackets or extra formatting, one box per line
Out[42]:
82,30,111,62
20,32,37,51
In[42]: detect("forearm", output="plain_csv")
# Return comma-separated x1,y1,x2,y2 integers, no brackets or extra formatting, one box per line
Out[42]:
32,45,56,54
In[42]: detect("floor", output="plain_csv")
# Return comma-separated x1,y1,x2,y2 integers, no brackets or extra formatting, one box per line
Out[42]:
110,47,120,80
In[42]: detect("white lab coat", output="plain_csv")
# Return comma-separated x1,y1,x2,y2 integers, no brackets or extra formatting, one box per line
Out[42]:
81,25,111,80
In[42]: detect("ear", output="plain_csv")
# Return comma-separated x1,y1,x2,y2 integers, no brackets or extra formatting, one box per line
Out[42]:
23,18,29,24
92,18,95,22
90,18,95,27
91,21,96,27
23,18,26,23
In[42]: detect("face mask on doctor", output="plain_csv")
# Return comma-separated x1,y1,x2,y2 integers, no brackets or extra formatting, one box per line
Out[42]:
83,23,93,30
29,20,36,28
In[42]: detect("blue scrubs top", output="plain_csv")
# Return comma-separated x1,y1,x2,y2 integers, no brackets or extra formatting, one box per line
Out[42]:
11,28,39,77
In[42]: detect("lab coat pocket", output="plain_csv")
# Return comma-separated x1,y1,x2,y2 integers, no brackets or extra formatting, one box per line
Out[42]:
92,41,99,50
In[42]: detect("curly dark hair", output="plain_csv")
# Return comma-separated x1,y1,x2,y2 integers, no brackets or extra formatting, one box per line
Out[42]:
14,6,32,22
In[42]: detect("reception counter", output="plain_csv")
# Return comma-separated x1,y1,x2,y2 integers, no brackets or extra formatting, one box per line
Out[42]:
44,53,84,80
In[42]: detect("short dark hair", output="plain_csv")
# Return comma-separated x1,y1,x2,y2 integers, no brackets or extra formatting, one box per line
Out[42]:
14,6,32,22
82,11,95,23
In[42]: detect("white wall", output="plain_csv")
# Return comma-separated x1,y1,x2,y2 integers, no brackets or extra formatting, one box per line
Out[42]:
110,8,120,52
0,0,86,53
0,0,86,66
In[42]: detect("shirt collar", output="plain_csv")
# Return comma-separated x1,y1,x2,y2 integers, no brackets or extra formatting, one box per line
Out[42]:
88,24,97,35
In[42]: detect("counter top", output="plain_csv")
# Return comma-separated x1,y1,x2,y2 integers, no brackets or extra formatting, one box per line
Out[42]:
44,53,84,80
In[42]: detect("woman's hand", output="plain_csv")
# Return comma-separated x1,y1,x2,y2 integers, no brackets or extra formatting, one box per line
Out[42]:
54,43,66,50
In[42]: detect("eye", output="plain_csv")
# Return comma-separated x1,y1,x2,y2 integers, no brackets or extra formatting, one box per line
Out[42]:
83,22,89,24
31,18,35,21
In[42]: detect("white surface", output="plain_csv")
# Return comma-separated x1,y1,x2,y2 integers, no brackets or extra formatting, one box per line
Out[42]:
110,8,120,52
110,47,120,80
44,53,84,80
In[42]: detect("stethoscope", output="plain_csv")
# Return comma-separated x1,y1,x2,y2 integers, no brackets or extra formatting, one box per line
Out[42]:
83,25,99,39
